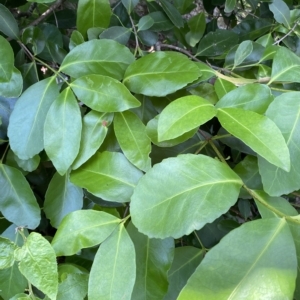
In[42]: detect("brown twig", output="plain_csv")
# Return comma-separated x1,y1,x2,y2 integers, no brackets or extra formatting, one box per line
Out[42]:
129,15,139,56
159,43,201,62
273,20,300,45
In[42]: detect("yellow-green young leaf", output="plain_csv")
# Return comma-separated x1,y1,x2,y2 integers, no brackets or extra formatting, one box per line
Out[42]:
178,218,297,300
16,233,58,300
51,210,120,256
70,152,143,202
130,154,243,239
0,36,14,82
114,111,151,172
0,4,19,39
158,95,216,141
258,92,300,196
269,0,290,28
123,52,201,97
44,88,82,175
0,237,16,269
77,0,111,38
214,78,236,99
72,111,113,170
60,39,134,80
88,224,136,300
127,222,174,299
70,75,140,112
44,172,83,228
0,164,40,229
0,67,22,98
8,77,60,160
217,108,290,171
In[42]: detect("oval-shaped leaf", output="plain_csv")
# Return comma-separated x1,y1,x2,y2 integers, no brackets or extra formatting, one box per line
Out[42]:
186,12,206,47
71,74,140,112
269,0,290,28
59,39,134,80
160,0,184,28
224,0,236,13
114,111,151,172
0,164,40,229
178,218,297,299
51,210,120,256
88,224,136,300
0,237,16,269
44,88,82,175
0,67,23,98
137,15,154,32
0,36,14,82
70,151,143,202
130,154,243,238
233,40,253,68
217,108,290,171
0,4,19,39
99,26,131,45
123,52,201,97
158,95,216,141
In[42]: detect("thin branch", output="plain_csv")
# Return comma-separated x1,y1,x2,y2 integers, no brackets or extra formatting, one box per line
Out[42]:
159,43,201,62
273,20,300,45
129,15,139,56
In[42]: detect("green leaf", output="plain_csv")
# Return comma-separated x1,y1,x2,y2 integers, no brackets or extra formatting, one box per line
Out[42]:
0,4,19,39
0,36,14,82
270,47,300,84
130,154,243,238
122,0,139,14
178,218,297,299
16,233,58,300
165,247,204,300
44,172,83,228
215,84,273,113
269,0,290,28
224,0,236,13
72,111,113,170
160,0,184,28
217,108,290,171
123,52,201,96
137,15,154,31
70,151,143,202
44,88,82,175
70,74,140,112
185,12,206,47
8,77,60,160
13,154,40,172
258,92,300,196
214,78,236,99
0,237,16,269
69,30,85,51
22,26,46,55
147,11,174,32
127,222,174,299
99,26,131,45
51,210,120,256
157,95,216,141
0,164,40,229
28,0,55,2
77,0,111,38
59,39,135,80
114,111,151,172
88,224,135,300
233,40,253,68
0,67,23,98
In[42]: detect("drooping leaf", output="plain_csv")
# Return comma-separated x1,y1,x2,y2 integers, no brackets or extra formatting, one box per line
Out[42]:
185,12,206,47
114,111,151,172
99,26,131,45
59,39,134,80
130,154,243,238
70,151,143,202
269,0,290,28
0,36,14,82
70,74,140,112
8,77,60,160
233,40,253,68
44,172,83,228
51,210,120,256
0,164,40,229
0,67,23,98
16,233,58,300
157,95,216,141
160,0,184,28
77,0,111,38
217,108,290,171
224,0,236,13
0,237,16,269
0,4,19,39
122,0,139,14
127,222,174,299
88,224,135,300
44,87,82,175
178,218,297,299
258,92,300,196
123,51,201,96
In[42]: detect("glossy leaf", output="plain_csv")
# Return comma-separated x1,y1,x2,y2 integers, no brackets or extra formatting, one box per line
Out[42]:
0,67,23,98
258,92,300,196
214,78,236,99
44,88,82,175
0,164,40,229
122,0,139,14
123,51,201,96
72,111,113,170
217,108,290,171
71,74,140,112
59,39,135,80
0,36,14,82
8,77,60,159
99,26,131,45
137,15,154,31
0,4,19,39
77,0,111,38
186,12,206,47
127,222,174,299
130,154,243,238
233,40,253,68
158,96,216,141
178,218,297,299
269,0,290,28
69,30,85,50
224,0,236,13
114,111,151,172
88,224,135,300
160,0,183,28
51,210,120,256
44,172,83,228
0,237,16,269
16,233,58,300
70,151,143,202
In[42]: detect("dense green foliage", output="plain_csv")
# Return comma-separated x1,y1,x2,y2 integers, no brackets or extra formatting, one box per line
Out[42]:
1,0,300,299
